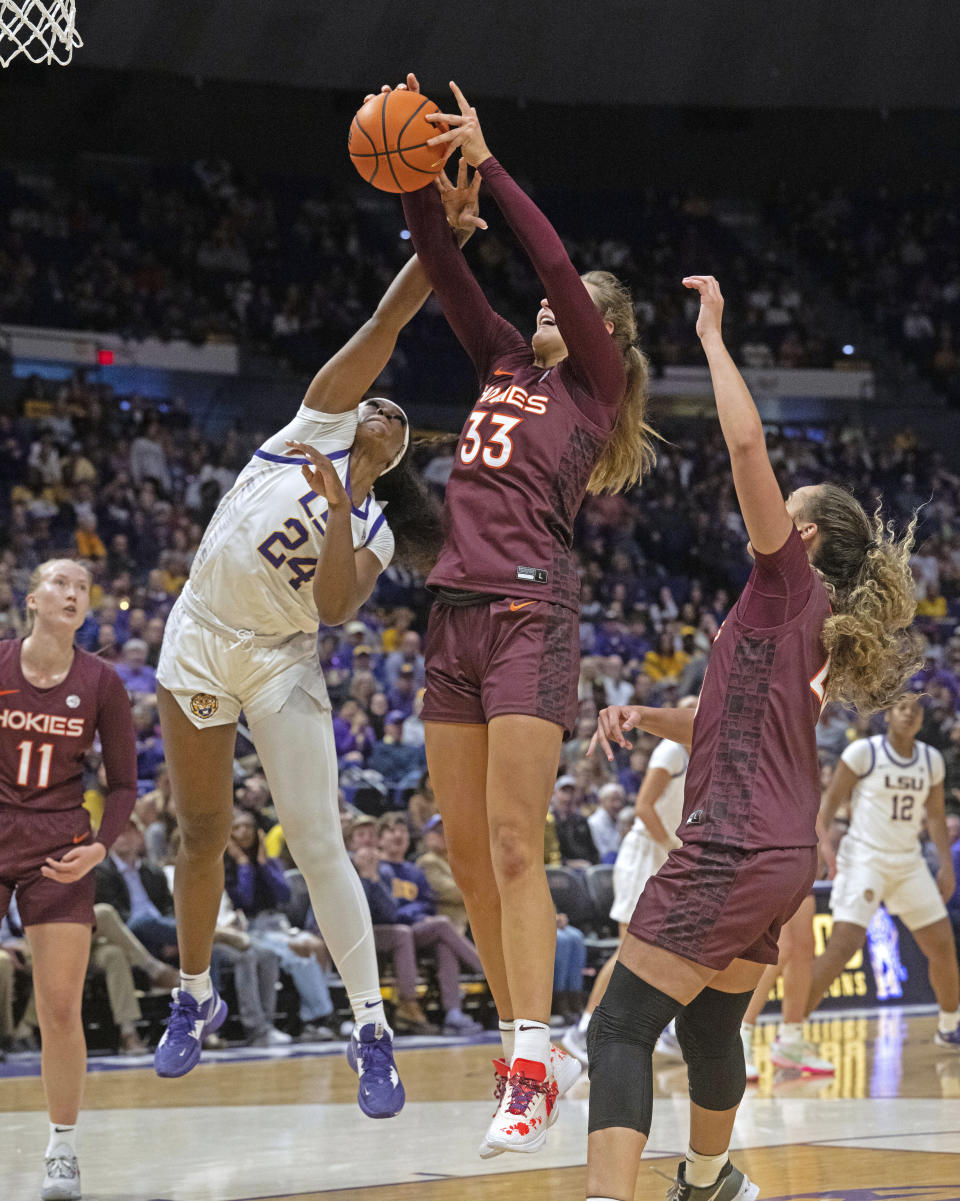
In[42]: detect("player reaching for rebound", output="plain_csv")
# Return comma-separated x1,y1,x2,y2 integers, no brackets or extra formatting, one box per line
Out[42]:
0,560,137,1200
378,73,657,1154
151,225,482,1116
585,275,918,1201
807,693,960,1045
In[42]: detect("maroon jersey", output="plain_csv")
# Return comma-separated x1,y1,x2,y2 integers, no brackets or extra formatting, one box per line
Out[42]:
0,639,137,848
682,528,830,851
403,157,625,611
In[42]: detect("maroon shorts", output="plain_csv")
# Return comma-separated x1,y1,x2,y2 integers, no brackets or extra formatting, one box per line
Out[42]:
422,596,580,735
0,805,97,928
628,842,817,970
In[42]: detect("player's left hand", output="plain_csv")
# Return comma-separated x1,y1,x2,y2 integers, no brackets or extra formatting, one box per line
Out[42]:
42,841,106,884
286,441,351,510
425,82,492,168
435,156,487,237
937,863,956,903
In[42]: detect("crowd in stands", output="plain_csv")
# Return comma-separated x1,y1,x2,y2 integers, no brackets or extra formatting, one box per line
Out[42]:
0,158,845,385
777,183,960,403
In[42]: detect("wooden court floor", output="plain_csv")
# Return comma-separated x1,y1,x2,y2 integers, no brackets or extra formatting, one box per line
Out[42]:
3,1010,959,1200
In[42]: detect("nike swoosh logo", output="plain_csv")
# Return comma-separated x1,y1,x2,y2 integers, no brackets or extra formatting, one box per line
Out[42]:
516,1024,544,1031
73,833,89,844
493,369,514,377
0,690,18,696
510,601,535,611
364,1000,380,1008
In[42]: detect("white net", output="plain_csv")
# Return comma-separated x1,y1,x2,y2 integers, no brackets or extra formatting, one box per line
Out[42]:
0,0,81,67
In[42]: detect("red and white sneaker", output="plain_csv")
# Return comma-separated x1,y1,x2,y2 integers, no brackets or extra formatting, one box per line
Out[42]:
549,1041,583,1119
478,1059,510,1159
482,1058,555,1156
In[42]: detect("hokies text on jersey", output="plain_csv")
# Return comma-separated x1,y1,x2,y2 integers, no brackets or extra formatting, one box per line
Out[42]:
0,708,85,736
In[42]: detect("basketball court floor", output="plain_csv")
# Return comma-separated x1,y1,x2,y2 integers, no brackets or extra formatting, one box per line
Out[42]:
2,1007,959,1200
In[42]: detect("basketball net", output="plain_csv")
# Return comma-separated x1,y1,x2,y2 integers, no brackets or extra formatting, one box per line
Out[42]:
1,0,81,67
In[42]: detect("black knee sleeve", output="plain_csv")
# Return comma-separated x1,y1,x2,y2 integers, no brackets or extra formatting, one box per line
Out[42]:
586,962,683,1134
675,987,753,1112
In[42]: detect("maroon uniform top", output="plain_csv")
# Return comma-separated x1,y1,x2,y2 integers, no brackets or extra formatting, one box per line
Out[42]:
403,157,625,612
0,639,137,848
682,528,830,851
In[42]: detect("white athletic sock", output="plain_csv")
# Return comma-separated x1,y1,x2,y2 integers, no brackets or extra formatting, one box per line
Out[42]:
577,1010,592,1034
939,1009,960,1034
778,1021,803,1044
499,1019,515,1062
46,1122,77,1157
180,968,212,1003
511,1019,550,1069
685,1147,729,1188
351,992,391,1037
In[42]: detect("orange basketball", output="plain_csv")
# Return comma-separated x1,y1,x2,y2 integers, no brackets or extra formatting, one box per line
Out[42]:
348,89,449,193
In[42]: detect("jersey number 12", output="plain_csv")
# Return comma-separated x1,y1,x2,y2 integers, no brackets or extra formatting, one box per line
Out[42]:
890,794,915,821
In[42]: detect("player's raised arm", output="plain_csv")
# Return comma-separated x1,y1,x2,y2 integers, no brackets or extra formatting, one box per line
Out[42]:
683,275,793,555
427,81,624,409
304,167,484,413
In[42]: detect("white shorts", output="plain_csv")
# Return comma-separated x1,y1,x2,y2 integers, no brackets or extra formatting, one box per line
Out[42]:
610,823,669,925
830,836,947,932
157,595,330,730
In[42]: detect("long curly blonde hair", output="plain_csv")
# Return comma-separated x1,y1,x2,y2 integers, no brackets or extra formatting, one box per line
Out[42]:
580,271,658,494
799,484,921,713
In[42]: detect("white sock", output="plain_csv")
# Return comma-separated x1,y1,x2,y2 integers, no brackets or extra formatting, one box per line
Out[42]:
352,996,391,1037
511,1019,550,1069
778,1021,803,1044
46,1122,77,1157
499,1019,515,1063
180,968,212,1003
685,1147,729,1188
939,1009,960,1034
577,1010,592,1034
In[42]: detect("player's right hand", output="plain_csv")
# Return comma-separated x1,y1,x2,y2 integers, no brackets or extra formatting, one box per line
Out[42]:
682,275,725,343
42,841,106,884
589,705,644,762
286,441,351,511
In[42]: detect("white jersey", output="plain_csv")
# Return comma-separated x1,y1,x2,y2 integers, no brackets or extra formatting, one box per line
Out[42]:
187,406,395,636
636,737,689,841
841,734,945,856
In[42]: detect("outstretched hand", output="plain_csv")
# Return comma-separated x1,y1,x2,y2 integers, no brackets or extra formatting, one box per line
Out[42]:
425,81,492,168
286,441,351,510
682,274,725,343
435,156,488,235
363,71,421,105
588,705,648,763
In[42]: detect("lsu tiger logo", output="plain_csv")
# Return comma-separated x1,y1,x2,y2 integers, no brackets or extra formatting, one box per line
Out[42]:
190,693,219,720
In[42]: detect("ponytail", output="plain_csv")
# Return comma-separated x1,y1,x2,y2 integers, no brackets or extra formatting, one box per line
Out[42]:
799,484,921,713
373,442,445,575
579,271,659,495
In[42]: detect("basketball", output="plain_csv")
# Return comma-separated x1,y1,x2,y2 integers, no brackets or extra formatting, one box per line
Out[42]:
348,88,449,193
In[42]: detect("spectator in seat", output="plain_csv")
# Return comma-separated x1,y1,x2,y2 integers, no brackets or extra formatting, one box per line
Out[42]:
225,810,336,1040
589,783,628,862
369,711,426,791
371,814,484,1035
416,814,468,935
94,818,179,960
384,630,426,691
550,776,600,866
114,638,158,697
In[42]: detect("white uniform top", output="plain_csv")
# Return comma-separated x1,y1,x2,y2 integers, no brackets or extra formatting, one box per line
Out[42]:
840,734,945,856
187,406,395,637
635,737,689,841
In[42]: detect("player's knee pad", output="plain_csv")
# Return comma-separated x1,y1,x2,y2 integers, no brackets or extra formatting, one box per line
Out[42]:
587,962,682,1134
675,986,753,1112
